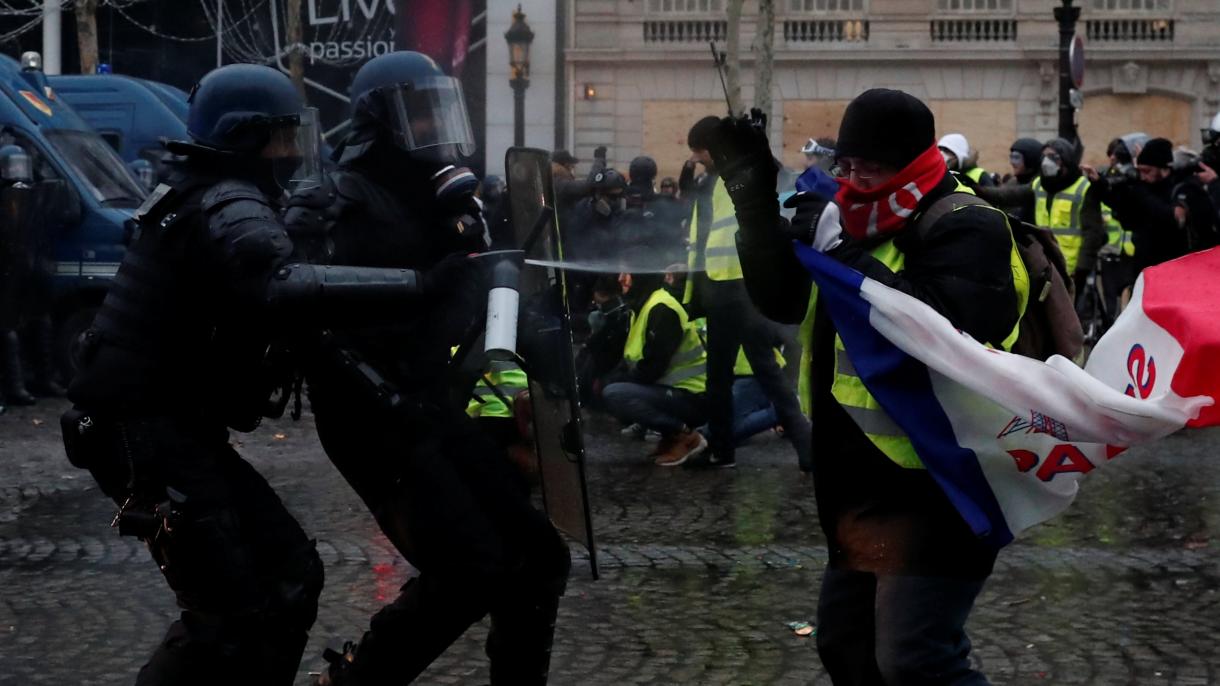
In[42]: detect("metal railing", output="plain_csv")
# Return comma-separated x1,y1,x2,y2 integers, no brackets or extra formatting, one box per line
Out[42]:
930,19,1018,41
784,19,869,42
1085,18,1174,41
643,20,728,43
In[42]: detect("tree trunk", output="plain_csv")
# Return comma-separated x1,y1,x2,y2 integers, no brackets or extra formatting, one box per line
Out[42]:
724,0,745,117
74,0,98,75
285,0,307,100
754,0,775,123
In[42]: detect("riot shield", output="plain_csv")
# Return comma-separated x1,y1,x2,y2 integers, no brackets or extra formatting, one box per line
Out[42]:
505,147,598,578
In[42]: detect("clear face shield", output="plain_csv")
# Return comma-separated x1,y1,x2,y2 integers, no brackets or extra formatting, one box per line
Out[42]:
383,76,476,160
268,107,324,192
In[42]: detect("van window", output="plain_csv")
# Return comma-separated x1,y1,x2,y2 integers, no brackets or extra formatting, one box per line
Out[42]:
99,130,123,153
44,129,144,207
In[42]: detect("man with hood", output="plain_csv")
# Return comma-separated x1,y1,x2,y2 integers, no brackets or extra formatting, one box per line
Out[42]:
970,137,1042,224
938,133,995,187
706,88,1028,684
976,138,1106,293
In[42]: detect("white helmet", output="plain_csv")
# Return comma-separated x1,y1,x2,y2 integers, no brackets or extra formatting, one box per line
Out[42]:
937,133,970,165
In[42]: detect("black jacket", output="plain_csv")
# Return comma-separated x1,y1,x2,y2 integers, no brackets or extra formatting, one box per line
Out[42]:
1095,176,1188,273
628,287,685,386
735,171,1018,577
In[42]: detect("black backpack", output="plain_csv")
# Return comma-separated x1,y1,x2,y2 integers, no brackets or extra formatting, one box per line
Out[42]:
916,192,1084,360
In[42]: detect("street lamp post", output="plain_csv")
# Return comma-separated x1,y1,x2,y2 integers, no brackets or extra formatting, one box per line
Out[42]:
505,5,535,148
1055,0,1081,142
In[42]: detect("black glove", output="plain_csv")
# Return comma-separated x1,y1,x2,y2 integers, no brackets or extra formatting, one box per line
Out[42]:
705,109,778,215
594,145,607,161
678,159,696,196
781,192,831,245
421,252,479,295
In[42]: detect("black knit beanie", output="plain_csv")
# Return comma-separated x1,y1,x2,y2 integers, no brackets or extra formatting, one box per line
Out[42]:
1137,137,1173,168
835,89,936,170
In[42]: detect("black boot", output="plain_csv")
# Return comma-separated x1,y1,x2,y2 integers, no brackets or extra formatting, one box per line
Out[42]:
0,329,35,406
486,591,563,686
25,317,65,397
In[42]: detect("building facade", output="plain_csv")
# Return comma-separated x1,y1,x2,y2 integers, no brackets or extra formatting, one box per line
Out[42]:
564,0,1220,180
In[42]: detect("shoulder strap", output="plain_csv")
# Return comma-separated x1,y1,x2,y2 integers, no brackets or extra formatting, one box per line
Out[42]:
913,191,990,234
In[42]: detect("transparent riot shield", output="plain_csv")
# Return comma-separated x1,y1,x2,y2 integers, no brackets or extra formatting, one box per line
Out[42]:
505,147,598,578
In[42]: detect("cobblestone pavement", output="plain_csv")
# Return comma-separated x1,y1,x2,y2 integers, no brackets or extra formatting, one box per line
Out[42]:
3,400,1220,684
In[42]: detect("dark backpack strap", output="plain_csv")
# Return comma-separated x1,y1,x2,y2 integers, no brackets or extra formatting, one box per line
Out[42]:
913,191,991,235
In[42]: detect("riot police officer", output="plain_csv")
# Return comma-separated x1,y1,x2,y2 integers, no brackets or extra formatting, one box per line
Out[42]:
0,142,36,407
287,51,570,686
65,64,471,686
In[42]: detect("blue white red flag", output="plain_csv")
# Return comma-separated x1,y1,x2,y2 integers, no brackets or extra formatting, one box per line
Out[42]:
794,244,1220,547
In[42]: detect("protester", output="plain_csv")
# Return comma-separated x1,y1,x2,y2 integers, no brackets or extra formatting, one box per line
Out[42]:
938,132,995,186
683,116,812,470
1088,137,1190,274
603,268,709,467
710,88,1027,684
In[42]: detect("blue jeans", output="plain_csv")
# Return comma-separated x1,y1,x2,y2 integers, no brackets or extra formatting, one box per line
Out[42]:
602,382,705,435
697,377,780,445
816,568,991,686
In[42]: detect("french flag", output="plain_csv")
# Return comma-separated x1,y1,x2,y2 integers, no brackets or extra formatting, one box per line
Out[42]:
794,243,1220,547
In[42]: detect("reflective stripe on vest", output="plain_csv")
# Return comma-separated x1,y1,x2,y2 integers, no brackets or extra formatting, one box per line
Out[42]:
1101,202,1135,257
623,287,708,393
686,177,743,283
466,360,529,419
829,188,1027,470
1033,175,1089,274
733,345,787,376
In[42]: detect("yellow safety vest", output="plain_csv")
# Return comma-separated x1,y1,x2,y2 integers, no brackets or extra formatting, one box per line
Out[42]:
733,346,787,376
623,288,708,393
466,359,529,419
1033,175,1089,274
965,167,988,184
796,288,818,417
685,177,743,304
1101,202,1135,257
830,188,1028,470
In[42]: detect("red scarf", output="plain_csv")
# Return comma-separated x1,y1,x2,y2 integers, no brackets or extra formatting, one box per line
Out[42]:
834,144,947,240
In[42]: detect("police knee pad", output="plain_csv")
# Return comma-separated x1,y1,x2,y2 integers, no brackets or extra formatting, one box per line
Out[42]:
271,541,324,630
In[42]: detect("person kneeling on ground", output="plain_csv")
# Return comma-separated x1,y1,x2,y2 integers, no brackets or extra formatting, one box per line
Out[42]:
603,268,709,467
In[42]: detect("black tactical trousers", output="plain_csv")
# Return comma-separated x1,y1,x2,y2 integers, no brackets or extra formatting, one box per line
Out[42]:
703,278,812,467
77,415,323,686
311,390,571,685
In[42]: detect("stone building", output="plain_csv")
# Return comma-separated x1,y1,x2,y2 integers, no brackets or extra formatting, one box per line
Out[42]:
558,0,1220,179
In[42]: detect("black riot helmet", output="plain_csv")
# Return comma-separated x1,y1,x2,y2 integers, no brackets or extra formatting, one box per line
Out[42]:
182,64,322,190
347,51,476,162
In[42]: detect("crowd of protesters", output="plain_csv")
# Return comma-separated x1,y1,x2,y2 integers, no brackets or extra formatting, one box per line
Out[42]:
498,112,1220,473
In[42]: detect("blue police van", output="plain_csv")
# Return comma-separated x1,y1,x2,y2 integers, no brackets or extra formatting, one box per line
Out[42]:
0,53,146,376
49,73,187,162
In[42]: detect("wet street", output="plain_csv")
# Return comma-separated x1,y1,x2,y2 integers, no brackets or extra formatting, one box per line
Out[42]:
2,399,1220,685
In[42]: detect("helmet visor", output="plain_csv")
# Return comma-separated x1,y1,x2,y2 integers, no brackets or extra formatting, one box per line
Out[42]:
264,107,323,191
291,107,324,191
383,76,476,158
